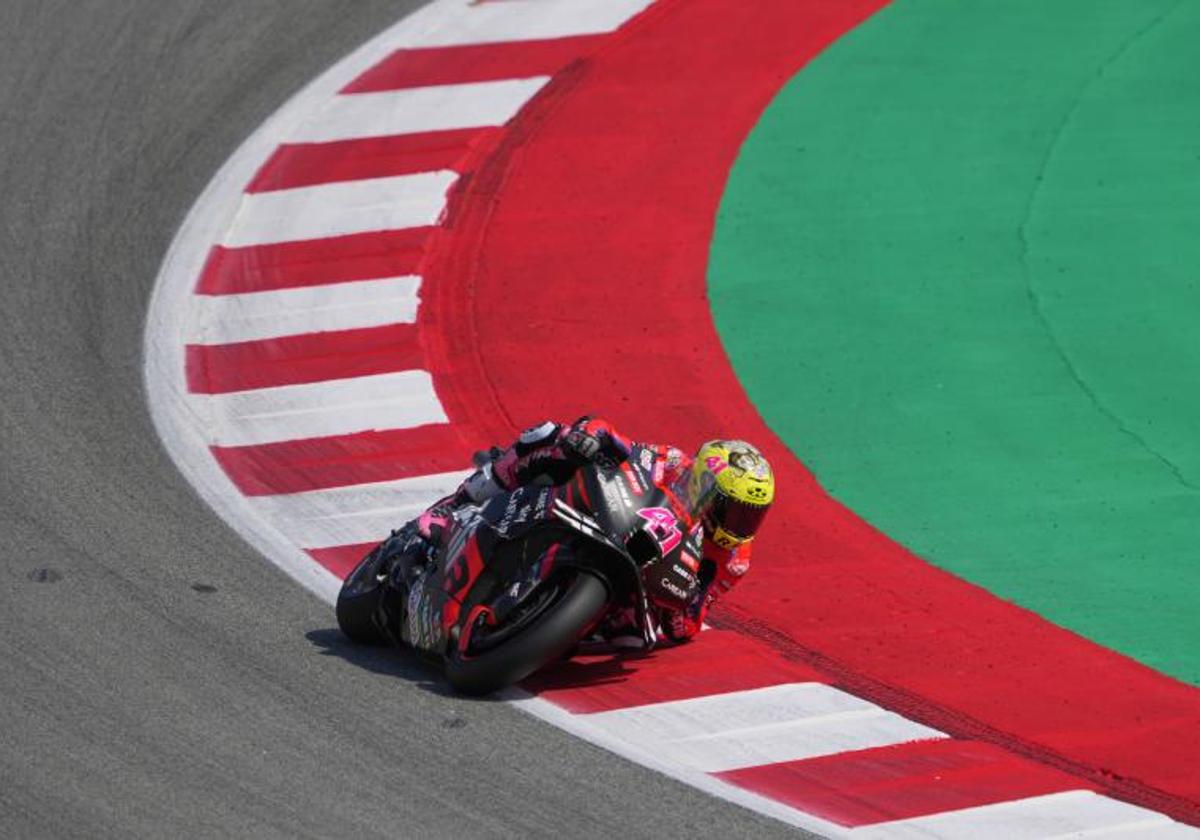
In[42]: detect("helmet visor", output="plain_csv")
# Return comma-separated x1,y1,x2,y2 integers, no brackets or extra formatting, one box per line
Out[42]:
669,466,719,524
712,494,770,541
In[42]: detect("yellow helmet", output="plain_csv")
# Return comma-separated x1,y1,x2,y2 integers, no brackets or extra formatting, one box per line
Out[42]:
693,440,775,549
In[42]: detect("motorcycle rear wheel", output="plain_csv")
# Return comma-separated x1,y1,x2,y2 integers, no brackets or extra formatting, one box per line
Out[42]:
445,571,607,696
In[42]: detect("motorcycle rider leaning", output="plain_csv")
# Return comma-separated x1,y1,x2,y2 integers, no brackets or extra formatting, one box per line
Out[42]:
380,416,775,645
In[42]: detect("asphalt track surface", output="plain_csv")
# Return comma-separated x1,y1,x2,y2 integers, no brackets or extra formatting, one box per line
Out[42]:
0,3,807,838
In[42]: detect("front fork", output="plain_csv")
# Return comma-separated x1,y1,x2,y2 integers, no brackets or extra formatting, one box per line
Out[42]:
366,525,435,646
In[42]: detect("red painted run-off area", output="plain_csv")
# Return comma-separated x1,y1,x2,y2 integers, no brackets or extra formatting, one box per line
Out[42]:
415,0,1200,824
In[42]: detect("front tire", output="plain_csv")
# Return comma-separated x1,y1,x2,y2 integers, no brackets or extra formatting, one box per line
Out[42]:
335,543,391,645
445,571,607,696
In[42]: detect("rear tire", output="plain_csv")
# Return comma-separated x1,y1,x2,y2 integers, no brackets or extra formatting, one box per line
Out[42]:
445,572,607,696
335,544,390,645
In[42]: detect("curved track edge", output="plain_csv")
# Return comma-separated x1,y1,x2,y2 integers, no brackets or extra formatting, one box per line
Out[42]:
142,0,1200,834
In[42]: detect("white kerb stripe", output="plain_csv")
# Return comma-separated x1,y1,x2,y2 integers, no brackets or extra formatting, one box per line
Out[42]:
289,79,548,144
1071,824,1200,839
386,0,655,49
849,791,1187,839
247,472,470,549
187,276,420,344
221,172,456,248
193,370,446,447
580,683,944,773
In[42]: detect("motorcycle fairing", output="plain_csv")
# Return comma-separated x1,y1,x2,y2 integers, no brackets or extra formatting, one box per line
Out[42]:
404,444,702,655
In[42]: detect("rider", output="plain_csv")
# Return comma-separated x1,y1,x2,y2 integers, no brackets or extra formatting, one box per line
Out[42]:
384,416,775,645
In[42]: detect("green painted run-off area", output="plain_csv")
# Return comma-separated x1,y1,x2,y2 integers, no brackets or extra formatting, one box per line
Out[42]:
709,0,1200,685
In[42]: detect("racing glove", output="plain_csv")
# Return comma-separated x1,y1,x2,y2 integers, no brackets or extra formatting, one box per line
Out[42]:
561,427,603,463
562,416,632,465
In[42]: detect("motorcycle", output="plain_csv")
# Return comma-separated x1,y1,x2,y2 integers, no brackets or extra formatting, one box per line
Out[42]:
334,445,711,695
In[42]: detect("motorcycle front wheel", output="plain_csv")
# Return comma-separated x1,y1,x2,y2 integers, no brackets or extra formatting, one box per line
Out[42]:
335,542,392,645
445,570,607,696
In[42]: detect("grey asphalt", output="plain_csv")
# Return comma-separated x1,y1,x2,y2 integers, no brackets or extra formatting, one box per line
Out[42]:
0,2,812,838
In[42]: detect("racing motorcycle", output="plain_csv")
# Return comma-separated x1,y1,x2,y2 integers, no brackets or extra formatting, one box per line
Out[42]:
335,445,711,695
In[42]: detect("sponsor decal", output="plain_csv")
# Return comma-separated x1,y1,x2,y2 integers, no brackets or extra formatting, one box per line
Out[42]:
494,491,535,533
598,470,634,512
622,462,647,496
659,576,690,601
532,487,552,520
682,525,704,568
407,575,443,651
503,491,520,520
726,552,750,576
671,562,697,585
678,549,700,574
406,581,424,642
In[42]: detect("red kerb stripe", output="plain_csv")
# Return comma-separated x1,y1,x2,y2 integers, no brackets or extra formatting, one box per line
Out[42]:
342,36,605,93
211,424,481,496
186,323,424,394
247,128,494,193
196,228,433,295
523,629,827,714
308,543,377,579
717,739,1092,828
